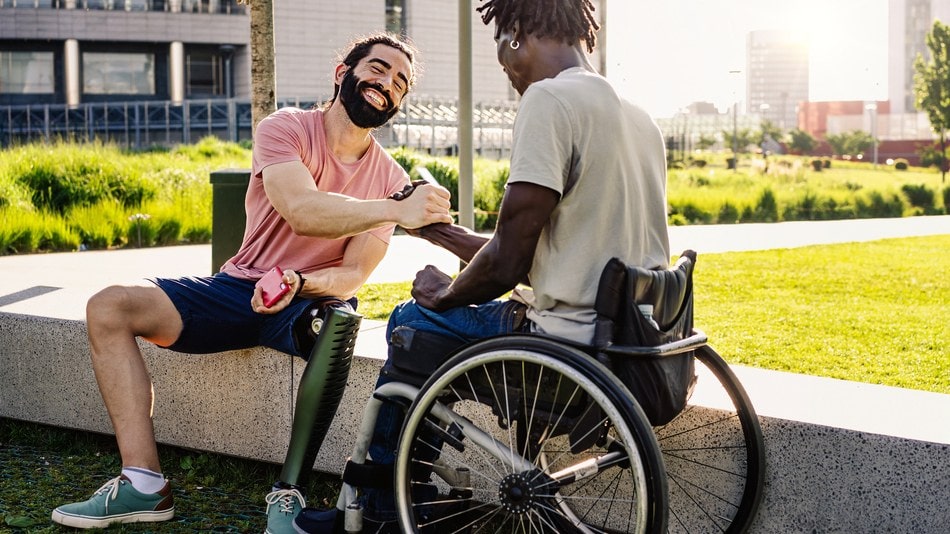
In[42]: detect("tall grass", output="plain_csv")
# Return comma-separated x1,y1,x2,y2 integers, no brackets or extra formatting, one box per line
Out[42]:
2,141,947,254
667,156,947,224
0,138,248,254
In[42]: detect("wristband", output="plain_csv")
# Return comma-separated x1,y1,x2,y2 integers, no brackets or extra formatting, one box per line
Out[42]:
293,270,305,297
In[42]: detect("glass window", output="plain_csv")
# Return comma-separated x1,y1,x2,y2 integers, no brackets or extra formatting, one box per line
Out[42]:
83,52,155,95
0,51,55,94
186,50,225,97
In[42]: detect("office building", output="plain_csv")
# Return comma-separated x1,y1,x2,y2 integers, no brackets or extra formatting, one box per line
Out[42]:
745,30,809,131
887,0,950,114
0,0,605,108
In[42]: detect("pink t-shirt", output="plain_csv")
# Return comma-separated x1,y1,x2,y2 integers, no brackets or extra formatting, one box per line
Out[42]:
221,107,408,280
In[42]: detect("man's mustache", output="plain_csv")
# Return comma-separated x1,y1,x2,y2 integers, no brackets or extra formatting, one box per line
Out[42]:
358,80,394,110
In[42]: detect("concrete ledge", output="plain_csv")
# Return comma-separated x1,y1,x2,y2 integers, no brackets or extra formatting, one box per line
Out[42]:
0,312,389,474
2,311,949,532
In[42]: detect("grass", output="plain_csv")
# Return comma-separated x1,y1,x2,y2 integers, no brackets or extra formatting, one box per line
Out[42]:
356,234,950,395
1,235,947,531
0,419,341,533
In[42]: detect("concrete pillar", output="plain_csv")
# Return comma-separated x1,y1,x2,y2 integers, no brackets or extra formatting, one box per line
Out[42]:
64,39,80,107
169,41,185,104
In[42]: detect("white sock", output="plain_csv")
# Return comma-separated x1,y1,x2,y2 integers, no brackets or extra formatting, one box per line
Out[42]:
121,467,166,494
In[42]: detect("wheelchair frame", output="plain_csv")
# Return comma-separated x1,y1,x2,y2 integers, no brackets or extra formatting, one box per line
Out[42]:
320,253,765,533
331,330,764,534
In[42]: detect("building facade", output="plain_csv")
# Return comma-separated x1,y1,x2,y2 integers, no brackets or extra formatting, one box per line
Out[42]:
887,0,950,114
745,30,809,131
1,0,606,108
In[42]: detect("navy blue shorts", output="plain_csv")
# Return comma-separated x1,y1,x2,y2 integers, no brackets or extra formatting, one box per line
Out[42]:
152,273,356,358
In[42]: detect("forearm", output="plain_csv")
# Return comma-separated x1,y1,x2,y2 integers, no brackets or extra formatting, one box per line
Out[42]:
413,223,489,263
285,192,400,239
430,238,526,310
298,265,368,301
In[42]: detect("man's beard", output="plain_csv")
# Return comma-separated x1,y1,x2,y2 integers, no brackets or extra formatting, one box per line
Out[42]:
339,70,400,129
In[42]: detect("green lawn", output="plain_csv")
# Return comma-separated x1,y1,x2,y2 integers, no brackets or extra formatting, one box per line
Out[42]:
358,234,950,394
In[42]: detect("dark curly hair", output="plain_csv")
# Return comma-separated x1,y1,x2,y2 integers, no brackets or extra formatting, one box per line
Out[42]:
476,0,600,53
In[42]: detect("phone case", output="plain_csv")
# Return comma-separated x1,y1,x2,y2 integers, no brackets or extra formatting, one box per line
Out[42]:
258,266,290,308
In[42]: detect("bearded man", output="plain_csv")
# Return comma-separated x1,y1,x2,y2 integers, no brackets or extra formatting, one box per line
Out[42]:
51,33,452,534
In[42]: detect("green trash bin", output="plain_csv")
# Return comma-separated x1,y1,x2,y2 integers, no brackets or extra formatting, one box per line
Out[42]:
209,168,251,274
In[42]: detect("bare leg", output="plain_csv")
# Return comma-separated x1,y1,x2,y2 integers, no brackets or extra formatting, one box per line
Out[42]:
86,284,183,472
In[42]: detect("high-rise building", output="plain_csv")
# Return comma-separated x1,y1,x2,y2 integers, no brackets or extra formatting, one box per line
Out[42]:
745,30,809,131
887,0,950,114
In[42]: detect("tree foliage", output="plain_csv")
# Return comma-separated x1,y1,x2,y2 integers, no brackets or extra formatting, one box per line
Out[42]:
756,119,784,147
720,128,756,154
914,19,950,182
825,130,875,158
787,128,817,155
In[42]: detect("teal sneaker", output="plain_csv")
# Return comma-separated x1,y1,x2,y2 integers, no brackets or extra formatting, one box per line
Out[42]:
265,484,307,534
51,475,174,529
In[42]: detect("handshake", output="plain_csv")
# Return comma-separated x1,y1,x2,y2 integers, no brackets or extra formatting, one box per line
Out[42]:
390,167,441,201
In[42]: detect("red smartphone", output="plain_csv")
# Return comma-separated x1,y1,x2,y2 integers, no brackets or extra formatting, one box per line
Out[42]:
257,266,290,308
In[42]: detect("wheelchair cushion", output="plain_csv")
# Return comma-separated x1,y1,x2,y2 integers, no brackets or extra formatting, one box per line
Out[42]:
382,326,470,386
593,251,698,426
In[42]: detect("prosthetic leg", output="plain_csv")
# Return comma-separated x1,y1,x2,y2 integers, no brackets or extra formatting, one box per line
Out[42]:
279,303,362,486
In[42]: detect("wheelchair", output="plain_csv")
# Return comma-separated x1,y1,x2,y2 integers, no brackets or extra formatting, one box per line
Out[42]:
328,250,765,533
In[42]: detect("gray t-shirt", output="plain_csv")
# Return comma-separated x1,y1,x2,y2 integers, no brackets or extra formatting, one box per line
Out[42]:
508,67,670,343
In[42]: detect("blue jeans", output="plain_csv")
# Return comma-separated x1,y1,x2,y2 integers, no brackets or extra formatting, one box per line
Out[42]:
364,298,527,520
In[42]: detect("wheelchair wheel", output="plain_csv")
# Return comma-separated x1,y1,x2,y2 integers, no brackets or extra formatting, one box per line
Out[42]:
656,345,765,533
394,335,668,534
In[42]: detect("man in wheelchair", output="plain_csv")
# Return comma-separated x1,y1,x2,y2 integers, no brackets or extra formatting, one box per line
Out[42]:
292,1,674,532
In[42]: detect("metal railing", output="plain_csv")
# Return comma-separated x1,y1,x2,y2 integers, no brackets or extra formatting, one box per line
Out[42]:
0,97,518,156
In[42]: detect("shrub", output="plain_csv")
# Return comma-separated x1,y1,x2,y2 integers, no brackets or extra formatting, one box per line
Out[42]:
783,191,820,221
811,159,823,172
823,159,831,169
388,146,422,175
691,158,708,168
857,191,904,218
900,184,935,211
746,188,778,222
717,202,740,224
944,187,950,213
894,158,909,171
669,202,712,224
668,213,688,226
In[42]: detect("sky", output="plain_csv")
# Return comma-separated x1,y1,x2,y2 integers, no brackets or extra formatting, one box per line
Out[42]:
605,0,890,118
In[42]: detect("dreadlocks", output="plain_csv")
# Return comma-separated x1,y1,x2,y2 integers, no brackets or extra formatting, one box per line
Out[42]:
476,0,600,53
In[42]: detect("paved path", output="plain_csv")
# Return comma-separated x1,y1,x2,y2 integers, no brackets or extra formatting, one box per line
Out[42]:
1,215,948,321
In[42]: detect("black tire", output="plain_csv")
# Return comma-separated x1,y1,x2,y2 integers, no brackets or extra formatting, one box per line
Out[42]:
394,335,669,534
656,345,765,533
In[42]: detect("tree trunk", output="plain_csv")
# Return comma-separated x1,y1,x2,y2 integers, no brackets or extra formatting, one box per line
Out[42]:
246,0,276,134
941,129,947,184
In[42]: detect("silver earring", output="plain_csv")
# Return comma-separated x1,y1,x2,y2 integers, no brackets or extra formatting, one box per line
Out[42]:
509,40,520,50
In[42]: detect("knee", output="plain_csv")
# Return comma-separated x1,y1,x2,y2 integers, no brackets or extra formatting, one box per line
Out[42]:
86,285,137,332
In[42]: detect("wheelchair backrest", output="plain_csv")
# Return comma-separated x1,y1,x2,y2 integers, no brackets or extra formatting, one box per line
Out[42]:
593,250,696,349
592,251,698,425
